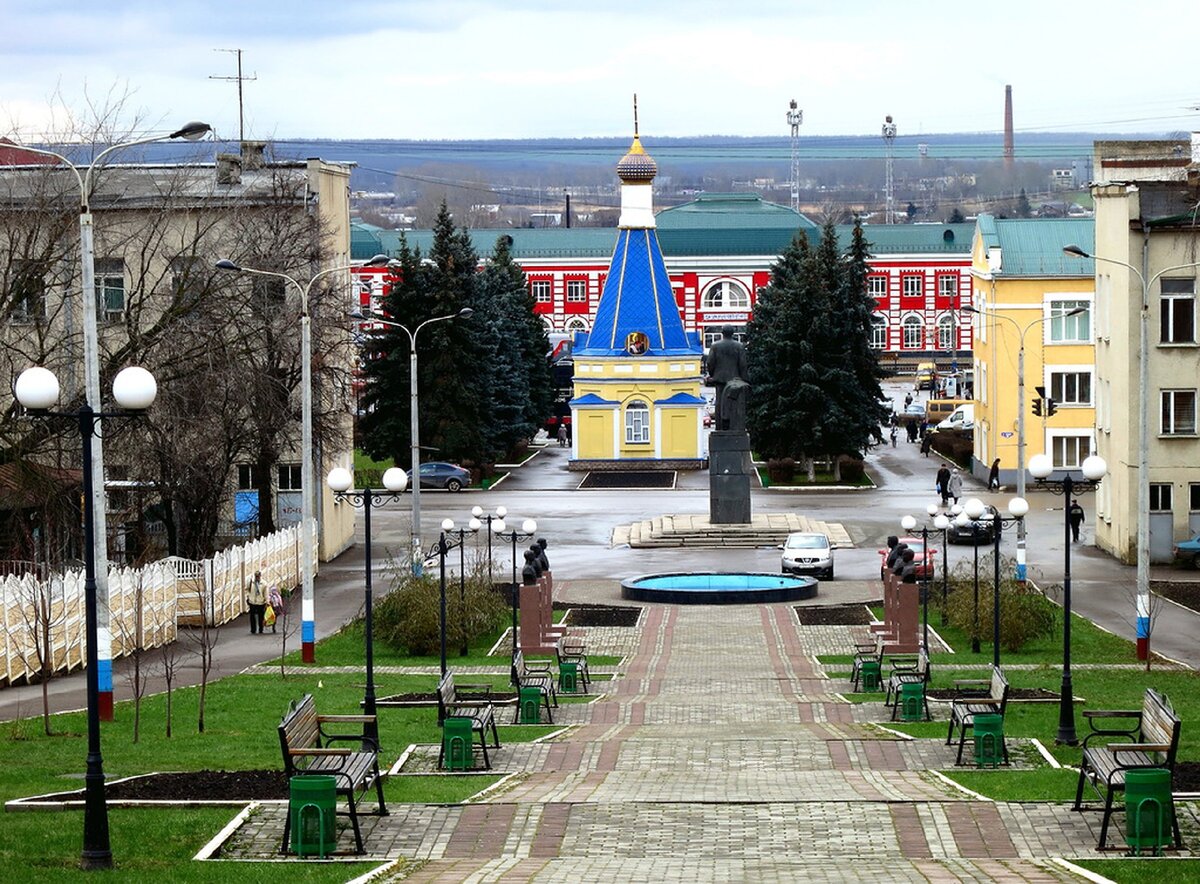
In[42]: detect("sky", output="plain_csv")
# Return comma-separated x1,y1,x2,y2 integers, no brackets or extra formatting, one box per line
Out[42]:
3,0,1198,143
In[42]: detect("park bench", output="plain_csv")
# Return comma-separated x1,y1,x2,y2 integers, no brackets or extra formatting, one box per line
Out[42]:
1073,688,1182,850
277,694,386,855
511,649,557,723
555,634,591,693
851,634,884,691
437,671,500,770
945,666,1009,765
885,649,931,721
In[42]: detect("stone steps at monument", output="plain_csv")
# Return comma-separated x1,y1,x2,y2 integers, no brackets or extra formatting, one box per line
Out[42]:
620,514,852,549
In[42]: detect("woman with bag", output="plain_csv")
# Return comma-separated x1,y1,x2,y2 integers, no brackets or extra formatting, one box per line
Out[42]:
247,570,267,635
267,585,284,633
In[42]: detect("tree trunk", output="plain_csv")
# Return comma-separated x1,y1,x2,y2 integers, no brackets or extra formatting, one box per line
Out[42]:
832,457,842,481
255,453,276,536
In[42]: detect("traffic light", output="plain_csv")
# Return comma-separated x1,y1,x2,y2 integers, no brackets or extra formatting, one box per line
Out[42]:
1046,398,1058,417
1032,398,1043,416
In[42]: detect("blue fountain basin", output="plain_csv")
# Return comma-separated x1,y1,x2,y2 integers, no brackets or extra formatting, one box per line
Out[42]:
621,572,819,604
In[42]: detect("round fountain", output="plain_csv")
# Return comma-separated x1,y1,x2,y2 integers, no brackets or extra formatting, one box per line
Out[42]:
621,572,818,604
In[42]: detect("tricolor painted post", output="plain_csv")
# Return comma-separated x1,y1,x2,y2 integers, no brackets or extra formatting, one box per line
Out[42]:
1136,593,1151,660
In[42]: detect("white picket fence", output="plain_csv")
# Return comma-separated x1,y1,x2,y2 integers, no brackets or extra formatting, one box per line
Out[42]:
0,521,315,686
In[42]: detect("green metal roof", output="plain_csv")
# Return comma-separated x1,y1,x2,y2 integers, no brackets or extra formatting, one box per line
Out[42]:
655,193,818,230
846,223,977,255
976,215,1095,277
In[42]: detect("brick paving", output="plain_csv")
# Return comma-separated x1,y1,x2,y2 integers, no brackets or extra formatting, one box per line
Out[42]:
218,604,1195,880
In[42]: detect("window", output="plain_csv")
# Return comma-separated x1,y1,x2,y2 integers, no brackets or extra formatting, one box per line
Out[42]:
565,317,588,334
702,280,750,310
625,401,650,444
902,276,923,298
1159,279,1196,344
1051,434,1091,469
1150,483,1172,512
94,258,125,323
530,280,551,303
1190,483,1200,513
937,314,954,349
1049,371,1092,406
277,464,303,490
901,315,923,349
9,260,46,322
237,465,257,490
870,315,887,349
566,280,587,303
937,274,958,300
1160,389,1197,435
868,275,888,298
170,256,202,310
1048,299,1091,343
703,326,746,349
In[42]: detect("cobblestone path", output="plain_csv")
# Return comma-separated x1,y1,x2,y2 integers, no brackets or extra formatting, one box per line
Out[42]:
225,604,1148,881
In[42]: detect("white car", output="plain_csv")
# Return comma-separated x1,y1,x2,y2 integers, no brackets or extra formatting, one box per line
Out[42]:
781,532,834,579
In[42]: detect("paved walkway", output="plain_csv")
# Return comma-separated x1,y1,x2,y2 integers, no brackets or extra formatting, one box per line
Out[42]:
220,603,1188,880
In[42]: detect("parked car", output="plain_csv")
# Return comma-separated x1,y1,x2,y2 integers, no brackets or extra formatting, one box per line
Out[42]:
914,362,937,391
877,535,937,580
409,461,471,491
947,504,998,544
781,532,834,579
935,403,975,432
1173,535,1200,568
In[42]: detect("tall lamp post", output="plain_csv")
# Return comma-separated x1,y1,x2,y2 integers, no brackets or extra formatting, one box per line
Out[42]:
15,364,158,870
967,304,1085,584
1030,452,1108,745
353,307,473,576
217,254,391,663
955,498,990,654
326,465,407,750
934,510,951,623
447,517,482,656
900,506,939,653
493,517,538,670
17,121,211,720
471,505,507,588
987,497,1029,668
1064,245,1200,660
431,519,472,680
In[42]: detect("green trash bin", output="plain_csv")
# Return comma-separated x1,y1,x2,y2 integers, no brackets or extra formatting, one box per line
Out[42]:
973,713,1004,768
900,682,925,721
559,661,579,693
442,716,474,770
860,660,881,692
1125,768,1173,855
519,686,542,724
289,775,337,857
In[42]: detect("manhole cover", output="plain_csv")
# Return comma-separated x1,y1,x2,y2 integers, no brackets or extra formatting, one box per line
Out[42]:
579,471,676,489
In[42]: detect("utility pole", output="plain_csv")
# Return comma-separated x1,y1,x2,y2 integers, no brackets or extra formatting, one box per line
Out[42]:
210,48,256,143
787,99,803,214
882,115,898,225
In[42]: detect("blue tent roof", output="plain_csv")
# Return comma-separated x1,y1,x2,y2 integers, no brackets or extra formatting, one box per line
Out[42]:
568,392,618,407
654,392,706,405
578,228,701,357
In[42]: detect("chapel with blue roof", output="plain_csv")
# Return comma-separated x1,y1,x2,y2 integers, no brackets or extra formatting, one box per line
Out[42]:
568,115,707,470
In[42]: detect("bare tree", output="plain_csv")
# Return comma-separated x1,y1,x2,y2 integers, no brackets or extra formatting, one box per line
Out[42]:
182,581,220,734
157,627,184,739
118,571,149,743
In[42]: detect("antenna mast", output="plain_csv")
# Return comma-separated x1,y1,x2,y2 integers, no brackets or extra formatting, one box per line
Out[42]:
210,48,257,143
882,115,898,225
787,99,803,213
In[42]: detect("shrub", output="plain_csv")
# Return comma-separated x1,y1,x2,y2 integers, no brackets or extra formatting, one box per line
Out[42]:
373,557,508,655
943,553,1057,651
767,458,796,484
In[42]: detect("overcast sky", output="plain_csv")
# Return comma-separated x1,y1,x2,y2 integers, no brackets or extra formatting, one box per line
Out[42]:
3,0,1198,143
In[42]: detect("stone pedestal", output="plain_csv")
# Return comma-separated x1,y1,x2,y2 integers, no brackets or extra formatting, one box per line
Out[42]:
709,431,753,524
883,583,921,654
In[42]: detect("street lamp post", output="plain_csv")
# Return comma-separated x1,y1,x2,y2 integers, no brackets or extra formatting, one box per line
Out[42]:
326,465,408,750
1064,245,1200,660
430,520,472,683
493,517,539,671
1030,452,1108,745
217,254,391,663
15,364,158,870
17,122,211,720
987,497,1029,668
470,505,507,589
956,498,990,654
449,516,484,656
353,307,473,575
934,511,951,624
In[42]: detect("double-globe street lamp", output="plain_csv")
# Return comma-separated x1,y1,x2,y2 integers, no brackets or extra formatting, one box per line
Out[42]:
493,516,539,670
953,498,992,654
15,364,158,870
326,465,408,750
442,517,483,658
1029,452,1107,745
18,121,211,720
352,306,473,576
900,505,940,653
471,504,507,589
1063,245,1200,660
217,254,391,663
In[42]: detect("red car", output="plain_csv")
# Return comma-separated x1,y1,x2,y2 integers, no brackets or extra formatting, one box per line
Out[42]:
877,536,938,580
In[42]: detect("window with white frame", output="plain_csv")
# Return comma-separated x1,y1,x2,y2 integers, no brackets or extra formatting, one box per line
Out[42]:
868,275,888,299
1050,433,1092,469
902,275,923,298
937,274,958,301
9,260,46,322
702,280,750,309
94,258,126,323
1159,279,1196,344
1049,370,1092,406
625,401,650,444
1150,483,1172,512
1161,389,1197,435
542,317,555,333
870,314,887,349
531,280,552,303
1047,299,1091,343
237,465,257,490
566,279,587,303
565,317,588,333
703,326,746,349
1096,273,1110,339
901,315,923,349
277,464,302,490
937,314,954,349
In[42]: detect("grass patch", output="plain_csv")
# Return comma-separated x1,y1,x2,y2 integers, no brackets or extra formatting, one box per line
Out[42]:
1075,860,1200,883
941,768,1079,802
756,466,873,488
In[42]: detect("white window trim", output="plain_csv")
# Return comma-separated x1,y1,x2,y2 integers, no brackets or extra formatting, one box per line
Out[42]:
566,279,588,303
625,401,651,445
901,275,924,299
1043,294,1094,345
900,313,924,350
1044,364,1094,407
531,280,552,303
1158,289,1197,346
1160,388,1198,437
701,279,750,310
935,312,955,349
1045,430,1095,470
937,274,958,300
870,313,888,350
868,275,888,298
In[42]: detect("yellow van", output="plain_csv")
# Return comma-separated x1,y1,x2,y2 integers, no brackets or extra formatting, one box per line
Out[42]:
914,362,936,390
925,398,971,425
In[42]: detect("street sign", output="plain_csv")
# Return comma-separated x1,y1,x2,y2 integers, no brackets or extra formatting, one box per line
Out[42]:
1001,432,1014,438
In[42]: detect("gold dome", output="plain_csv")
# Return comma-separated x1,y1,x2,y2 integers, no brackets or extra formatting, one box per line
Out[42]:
616,135,657,183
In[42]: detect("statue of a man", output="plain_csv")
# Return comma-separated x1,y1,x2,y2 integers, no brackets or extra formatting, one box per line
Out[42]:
706,325,749,431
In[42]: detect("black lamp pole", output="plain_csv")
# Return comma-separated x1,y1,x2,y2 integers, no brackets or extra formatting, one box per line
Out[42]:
989,508,1027,670
940,530,950,625
438,531,449,677
971,523,981,654
921,525,930,652
495,520,536,672
458,530,468,657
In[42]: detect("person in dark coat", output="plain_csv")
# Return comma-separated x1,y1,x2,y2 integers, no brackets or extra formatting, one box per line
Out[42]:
936,465,951,504
920,434,933,457
1068,500,1085,541
988,458,1001,491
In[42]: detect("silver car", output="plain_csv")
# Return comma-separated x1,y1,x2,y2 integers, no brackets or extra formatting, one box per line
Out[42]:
781,532,834,579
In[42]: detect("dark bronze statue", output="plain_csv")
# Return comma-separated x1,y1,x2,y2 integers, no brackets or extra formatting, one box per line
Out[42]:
706,325,750,432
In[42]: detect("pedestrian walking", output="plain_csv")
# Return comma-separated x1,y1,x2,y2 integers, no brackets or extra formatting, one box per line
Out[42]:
557,424,568,447
936,465,951,505
948,469,963,504
904,393,913,409
889,425,898,447
246,569,267,635
988,458,1001,491
920,434,932,457
1068,500,1085,542
267,584,285,634
906,421,918,443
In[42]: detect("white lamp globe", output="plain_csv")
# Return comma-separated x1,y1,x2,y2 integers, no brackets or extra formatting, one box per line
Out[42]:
1081,455,1108,481
955,511,971,527
492,518,506,534
382,467,408,492
14,366,60,410
950,504,962,516
496,506,508,518
469,517,482,532
1008,496,1029,518
964,498,986,520
934,514,950,530
1029,453,1053,479
471,505,484,518
441,518,454,531
927,503,939,516
901,515,917,531
522,519,537,534
327,467,353,492
112,366,157,410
